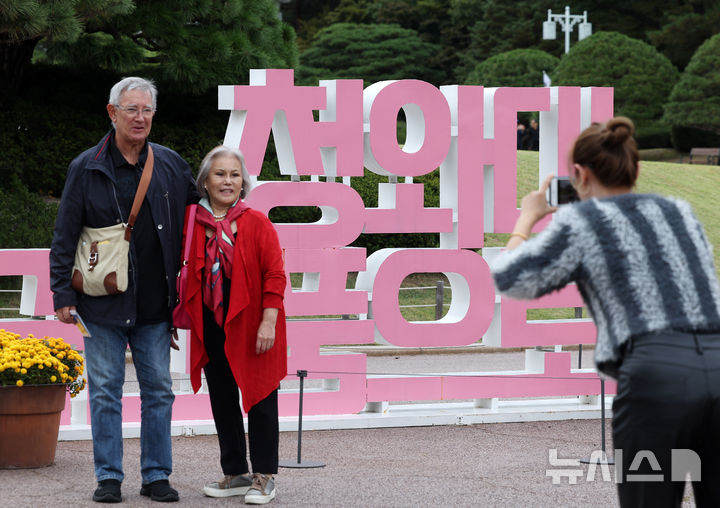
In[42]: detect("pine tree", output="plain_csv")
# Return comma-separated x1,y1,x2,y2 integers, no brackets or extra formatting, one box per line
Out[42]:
298,22,443,86
0,1,134,102
1,0,298,103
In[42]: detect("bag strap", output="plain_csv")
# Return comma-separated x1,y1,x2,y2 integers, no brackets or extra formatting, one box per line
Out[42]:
124,145,154,241
182,204,197,264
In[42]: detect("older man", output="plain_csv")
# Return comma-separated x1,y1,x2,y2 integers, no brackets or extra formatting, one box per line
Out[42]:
50,77,198,503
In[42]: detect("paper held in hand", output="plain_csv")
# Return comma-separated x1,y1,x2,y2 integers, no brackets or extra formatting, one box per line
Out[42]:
70,309,91,337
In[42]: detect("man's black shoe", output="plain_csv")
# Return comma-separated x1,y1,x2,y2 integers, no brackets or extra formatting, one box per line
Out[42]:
140,479,179,502
93,479,122,503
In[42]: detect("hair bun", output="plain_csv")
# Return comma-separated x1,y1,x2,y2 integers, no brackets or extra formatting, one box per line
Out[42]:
601,116,635,148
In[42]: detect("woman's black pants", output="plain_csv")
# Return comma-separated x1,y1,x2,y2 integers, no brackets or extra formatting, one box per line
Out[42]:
613,330,720,507
203,326,279,475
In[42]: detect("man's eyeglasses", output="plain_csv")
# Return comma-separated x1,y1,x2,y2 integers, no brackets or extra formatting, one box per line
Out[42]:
115,105,156,117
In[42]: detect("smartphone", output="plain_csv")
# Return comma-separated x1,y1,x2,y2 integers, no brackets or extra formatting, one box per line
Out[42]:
546,176,579,206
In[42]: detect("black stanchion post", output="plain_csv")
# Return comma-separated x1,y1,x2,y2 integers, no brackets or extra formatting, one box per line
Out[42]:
279,369,325,469
580,377,614,465
578,344,583,369
297,370,306,463
599,378,611,462
575,307,583,369
435,281,444,320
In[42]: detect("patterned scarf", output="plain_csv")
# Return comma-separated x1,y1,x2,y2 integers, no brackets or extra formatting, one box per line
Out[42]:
195,198,248,327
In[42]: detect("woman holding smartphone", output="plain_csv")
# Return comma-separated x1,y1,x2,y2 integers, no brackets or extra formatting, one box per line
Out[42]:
491,116,720,507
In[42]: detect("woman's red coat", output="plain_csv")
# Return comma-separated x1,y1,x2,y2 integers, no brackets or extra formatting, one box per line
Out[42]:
185,207,287,412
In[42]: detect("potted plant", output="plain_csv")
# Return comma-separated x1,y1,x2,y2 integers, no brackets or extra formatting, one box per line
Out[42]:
0,329,86,468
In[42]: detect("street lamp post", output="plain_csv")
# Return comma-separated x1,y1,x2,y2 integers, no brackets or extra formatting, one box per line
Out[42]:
543,5,592,54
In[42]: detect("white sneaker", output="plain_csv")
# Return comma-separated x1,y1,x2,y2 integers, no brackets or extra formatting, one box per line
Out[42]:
244,473,276,505
203,474,252,498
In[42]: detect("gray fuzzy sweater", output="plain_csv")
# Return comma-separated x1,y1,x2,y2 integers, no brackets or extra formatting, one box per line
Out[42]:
491,193,720,377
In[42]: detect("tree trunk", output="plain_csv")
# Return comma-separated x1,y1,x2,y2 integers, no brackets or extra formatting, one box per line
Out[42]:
0,37,41,108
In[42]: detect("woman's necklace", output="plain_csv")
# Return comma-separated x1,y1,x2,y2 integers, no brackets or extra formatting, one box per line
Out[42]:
212,210,228,221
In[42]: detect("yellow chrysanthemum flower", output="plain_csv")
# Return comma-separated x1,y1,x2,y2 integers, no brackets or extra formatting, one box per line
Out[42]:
1,332,85,396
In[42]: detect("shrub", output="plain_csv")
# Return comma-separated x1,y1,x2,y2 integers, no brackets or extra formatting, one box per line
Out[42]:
552,32,679,131
0,65,112,196
663,33,720,150
0,64,230,196
670,126,720,154
465,49,559,87
0,183,58,249
635,122,672,149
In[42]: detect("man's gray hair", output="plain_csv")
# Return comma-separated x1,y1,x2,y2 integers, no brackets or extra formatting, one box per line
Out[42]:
108,77,158,129
109,76,158,109
196,145,253,200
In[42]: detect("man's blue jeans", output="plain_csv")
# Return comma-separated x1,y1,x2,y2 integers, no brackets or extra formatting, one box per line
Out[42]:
83,321,175,484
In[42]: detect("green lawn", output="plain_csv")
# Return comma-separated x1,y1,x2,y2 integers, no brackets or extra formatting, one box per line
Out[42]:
509,151,720,272
635,159,720,265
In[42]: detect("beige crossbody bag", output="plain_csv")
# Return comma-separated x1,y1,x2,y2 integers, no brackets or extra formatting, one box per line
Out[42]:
71,146,154,296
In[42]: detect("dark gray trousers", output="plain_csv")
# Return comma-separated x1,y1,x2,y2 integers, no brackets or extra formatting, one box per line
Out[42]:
613,330,720,507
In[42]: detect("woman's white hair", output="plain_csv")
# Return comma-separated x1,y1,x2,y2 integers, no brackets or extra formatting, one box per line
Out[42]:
196,145,253,200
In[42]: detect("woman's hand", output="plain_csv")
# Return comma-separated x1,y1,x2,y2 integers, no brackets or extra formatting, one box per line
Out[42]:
520,174,557,224
256,308,279,354
170,328,180,351
506,174,558,251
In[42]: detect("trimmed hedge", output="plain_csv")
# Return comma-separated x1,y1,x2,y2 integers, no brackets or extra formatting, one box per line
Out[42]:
671,126,720,154
552,32,679,130
465,48,559,87
663,33,720,151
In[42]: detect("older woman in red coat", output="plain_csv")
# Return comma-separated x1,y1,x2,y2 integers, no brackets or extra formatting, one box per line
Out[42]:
183,145,286,505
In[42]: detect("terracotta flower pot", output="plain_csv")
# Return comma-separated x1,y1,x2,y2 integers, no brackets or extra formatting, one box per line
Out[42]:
0,384,67,468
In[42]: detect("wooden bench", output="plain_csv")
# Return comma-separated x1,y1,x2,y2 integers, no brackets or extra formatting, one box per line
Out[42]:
688,147,720,165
